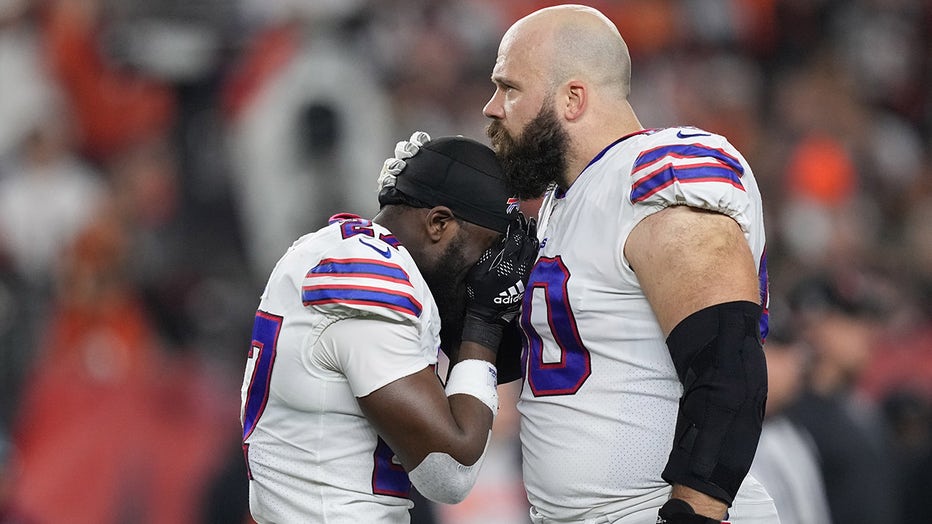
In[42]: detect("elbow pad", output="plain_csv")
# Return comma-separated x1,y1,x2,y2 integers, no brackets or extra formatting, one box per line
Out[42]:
661,300,767,504
408,432,492,504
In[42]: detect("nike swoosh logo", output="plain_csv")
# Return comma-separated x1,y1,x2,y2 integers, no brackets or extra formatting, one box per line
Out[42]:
358,237,392,259
676,130,711,139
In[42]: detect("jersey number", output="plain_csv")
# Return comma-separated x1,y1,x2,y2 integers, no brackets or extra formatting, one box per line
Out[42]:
372,438,411,497
521,256,591,396
242,311,282,441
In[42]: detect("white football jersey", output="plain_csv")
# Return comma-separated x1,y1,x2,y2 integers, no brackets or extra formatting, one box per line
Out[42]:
240,216,440,524
518,128,770,521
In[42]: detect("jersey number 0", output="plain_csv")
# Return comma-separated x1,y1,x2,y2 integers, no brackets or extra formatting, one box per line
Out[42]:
521,256,592,396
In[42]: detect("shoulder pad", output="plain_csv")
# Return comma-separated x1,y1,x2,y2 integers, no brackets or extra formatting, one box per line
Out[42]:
630,130,751,224
302,221,426,322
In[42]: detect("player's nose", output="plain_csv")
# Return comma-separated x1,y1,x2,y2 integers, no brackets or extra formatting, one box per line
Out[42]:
483,90,504,119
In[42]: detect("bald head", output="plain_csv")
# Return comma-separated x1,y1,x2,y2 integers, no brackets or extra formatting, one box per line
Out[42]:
503,4,632,99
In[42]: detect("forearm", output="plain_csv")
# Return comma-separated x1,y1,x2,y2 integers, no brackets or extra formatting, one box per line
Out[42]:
411,352,498,504
671,484,727,520
456,340,497,364
437,341,499,464
661,301,767,504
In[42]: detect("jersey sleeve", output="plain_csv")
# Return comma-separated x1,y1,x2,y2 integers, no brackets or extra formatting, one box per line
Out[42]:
301,227,439,396
316,315,435,397
628,131,754,234
301,239,426,323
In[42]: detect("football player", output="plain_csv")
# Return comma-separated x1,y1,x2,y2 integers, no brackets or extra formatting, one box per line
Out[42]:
483,5,778,524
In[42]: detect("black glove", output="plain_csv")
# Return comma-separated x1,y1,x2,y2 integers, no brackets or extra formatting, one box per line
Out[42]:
656,499,723,524
462,213,538,350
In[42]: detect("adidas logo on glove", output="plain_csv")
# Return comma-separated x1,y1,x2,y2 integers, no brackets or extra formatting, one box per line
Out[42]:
493,281,525,305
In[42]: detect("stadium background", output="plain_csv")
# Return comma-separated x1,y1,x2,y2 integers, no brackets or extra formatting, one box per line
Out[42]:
0,0,929,522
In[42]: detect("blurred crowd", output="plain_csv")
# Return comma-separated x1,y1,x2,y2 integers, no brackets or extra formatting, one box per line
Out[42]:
0,0,929,523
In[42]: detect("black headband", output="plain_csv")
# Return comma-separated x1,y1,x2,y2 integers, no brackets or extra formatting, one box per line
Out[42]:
378,137,514,233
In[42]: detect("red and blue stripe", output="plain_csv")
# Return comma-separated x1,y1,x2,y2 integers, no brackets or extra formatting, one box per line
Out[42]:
630,144,745,203
307,258,411,285
303,258,422,317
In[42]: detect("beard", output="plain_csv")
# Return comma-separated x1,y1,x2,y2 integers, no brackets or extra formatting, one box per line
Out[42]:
419,236,470,356
487,101,570,199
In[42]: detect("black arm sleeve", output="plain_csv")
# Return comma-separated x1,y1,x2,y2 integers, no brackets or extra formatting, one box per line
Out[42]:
494,319,523,384
661,300,768,505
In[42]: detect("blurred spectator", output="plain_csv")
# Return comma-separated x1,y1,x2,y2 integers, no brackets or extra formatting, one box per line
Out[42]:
749,297,832,524
40,0,176,162
881,391,932,521
858,195,932,402
0,111,106,287
98,0,234,86
829,0,927,120
2,208,238,523
0,0,59,163
107,136,183,287
777,133,877,269
787,272,900,524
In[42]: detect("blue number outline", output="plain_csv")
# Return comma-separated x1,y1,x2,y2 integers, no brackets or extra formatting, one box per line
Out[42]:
242,310,282,440
522,256,592,396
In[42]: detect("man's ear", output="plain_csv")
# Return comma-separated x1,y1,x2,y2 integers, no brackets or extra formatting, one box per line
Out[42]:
564,80,586,121
424,206,456,242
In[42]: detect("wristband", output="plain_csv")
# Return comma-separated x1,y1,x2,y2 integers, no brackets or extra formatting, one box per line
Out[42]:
445,359,498,413
461,315,506,351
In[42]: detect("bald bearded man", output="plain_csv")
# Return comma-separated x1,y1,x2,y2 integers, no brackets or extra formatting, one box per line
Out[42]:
482,5,779,524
